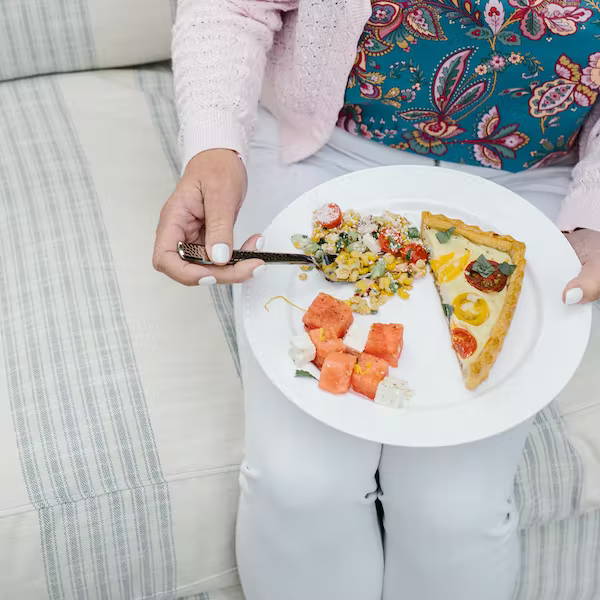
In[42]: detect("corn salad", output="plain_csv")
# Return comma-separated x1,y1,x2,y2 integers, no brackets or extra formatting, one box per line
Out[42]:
291,204,428,314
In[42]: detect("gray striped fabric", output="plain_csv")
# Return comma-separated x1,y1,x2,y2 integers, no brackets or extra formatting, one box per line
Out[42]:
0,76,176,599
136,65,242,378
516,510,600,600
0,1,95,81
515,402,583,528
0,1,173,83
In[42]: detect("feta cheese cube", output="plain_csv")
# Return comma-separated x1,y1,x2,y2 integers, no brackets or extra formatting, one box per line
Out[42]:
374,376,413,409
343,321,370,354
289,331,316,367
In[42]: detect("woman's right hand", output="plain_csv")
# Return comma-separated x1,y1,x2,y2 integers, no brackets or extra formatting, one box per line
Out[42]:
152,149,264,286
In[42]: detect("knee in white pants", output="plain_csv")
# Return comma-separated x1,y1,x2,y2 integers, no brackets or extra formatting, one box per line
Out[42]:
382,485,516,542
240,457,377,513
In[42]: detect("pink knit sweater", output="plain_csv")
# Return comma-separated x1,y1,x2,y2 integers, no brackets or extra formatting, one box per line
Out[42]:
172,0,600,232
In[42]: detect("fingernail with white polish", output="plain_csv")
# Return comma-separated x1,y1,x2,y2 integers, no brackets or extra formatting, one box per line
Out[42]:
198,276,217,286
255,236,265,251
565,287,583,305
211,243,231,264
252,265,266,278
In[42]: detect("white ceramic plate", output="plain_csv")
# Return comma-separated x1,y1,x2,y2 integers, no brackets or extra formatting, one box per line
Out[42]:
243,166,592,447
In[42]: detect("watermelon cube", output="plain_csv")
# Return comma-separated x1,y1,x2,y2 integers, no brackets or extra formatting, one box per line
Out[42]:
303,293,354,338
351,353,389,400
364,323,404,367
319,352,358,394
308,328,346,369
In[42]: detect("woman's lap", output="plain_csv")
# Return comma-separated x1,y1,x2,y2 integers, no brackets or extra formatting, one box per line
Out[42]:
232,107,598,599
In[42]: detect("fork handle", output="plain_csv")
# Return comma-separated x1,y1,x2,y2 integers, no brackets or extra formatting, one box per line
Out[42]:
177,241,314,265
230,250,313,264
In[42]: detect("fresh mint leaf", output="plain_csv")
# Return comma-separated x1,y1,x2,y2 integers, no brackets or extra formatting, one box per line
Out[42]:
498,262,516,276
435,226,456,244
295,369,317,380
407,227,420,239
471,254,496,278
442,303,454,318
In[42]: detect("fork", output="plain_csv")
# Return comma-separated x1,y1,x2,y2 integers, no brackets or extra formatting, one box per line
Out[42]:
177,241,336,269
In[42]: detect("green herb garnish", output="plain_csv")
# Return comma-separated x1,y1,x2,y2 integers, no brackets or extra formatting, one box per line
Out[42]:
498,262,516,276
471,254,496,278
435,226,456,244
295,369,317,380
335,232,350,252
407,227,420,239
442,303,454,318
389,280,400,293
405,248,413,261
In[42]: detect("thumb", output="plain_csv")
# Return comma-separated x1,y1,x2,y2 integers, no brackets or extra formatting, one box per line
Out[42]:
563,257,600,305
203,189,238,265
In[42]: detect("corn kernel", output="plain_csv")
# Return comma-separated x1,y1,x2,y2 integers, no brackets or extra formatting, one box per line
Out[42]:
399,289,410,299
349,270,359,283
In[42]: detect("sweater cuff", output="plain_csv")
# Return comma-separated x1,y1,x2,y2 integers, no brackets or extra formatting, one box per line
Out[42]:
180,110,248,174
557,187,600,233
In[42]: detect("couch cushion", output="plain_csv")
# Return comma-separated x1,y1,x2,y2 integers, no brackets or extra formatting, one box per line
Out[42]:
0,0,174,82
0,65,242,599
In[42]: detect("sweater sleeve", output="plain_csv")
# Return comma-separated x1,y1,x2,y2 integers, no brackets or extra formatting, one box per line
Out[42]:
557,102,600,233
172,0,298,171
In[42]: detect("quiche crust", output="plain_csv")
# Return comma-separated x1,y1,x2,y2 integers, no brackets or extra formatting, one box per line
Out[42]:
421,211,526,390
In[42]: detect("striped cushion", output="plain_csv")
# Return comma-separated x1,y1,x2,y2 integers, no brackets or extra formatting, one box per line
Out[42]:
0,65,242,598
0,0,174,82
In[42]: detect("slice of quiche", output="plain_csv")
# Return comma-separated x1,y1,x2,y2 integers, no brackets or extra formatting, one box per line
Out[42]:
421,212,526,390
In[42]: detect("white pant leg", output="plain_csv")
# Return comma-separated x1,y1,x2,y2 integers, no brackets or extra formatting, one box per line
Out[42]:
234,110,386,600
380,419,533,600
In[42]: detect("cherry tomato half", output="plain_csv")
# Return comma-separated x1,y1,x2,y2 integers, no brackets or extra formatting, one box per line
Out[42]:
378,227,404,255
315,203,343,229
451,328,477,359
465,260,508,293
398,243,428,264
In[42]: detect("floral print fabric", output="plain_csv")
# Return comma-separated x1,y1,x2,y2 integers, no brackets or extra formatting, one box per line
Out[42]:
340,0,600,171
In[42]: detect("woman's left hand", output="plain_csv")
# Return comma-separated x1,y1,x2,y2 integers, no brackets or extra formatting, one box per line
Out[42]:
563,228,600,304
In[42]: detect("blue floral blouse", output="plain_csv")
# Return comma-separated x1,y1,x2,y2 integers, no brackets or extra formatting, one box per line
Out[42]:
340,0,600,171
